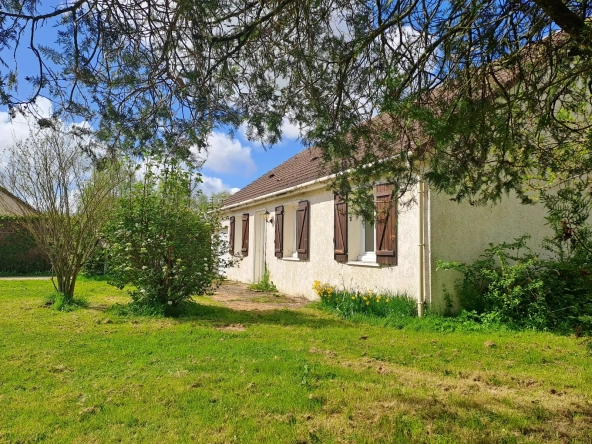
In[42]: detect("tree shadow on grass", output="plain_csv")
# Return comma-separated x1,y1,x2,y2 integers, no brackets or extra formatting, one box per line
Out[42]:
165,300,345,330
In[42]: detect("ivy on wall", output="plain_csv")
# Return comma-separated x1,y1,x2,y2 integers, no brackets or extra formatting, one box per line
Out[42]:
0,217,50,274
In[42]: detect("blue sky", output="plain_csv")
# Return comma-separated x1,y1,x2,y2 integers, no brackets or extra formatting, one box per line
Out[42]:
0,12,305,195
195,123,305,195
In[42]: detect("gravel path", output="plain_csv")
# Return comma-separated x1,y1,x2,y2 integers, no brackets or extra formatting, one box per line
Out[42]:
0,276,51,280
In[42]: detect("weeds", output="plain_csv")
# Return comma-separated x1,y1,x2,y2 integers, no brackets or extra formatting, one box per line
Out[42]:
248,267,278,292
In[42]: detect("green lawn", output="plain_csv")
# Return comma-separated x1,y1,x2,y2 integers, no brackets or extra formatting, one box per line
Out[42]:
1,278,591,443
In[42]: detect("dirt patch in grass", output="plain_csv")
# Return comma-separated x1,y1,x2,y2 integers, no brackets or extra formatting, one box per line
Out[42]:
209,280,310,311
215,323,247,332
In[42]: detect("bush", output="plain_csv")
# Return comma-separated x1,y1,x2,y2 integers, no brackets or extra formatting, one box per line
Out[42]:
104,159,228,315
439,235,592,333
82,244,109,277
312,280,417,319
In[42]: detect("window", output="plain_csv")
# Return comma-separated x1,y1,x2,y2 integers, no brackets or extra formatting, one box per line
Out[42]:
274,205,284,258
375,184,397,265
358,219,376,262
282,204,298,258
241,213,249,256
333,184,397,266
229,216,235,255
296,200,309,260
274,200,309,260
333,194,347,262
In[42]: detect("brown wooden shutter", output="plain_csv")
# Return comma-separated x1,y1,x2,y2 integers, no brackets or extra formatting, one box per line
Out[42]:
241,213,249,256
229,216,235,255
274,205,284,258
334,194,348,263
376,184,397,266
296,200,309,260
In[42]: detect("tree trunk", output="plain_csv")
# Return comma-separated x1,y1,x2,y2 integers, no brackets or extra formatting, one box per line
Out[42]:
532,0,592,49
56,272,77,302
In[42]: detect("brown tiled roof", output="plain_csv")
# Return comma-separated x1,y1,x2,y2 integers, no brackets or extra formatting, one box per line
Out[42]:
0,187,34,216
224,147,330,208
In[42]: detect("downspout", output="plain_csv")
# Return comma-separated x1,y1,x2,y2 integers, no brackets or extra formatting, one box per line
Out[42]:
417,178,426,317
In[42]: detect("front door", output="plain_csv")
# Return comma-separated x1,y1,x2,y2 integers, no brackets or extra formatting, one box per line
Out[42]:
253,211,266,282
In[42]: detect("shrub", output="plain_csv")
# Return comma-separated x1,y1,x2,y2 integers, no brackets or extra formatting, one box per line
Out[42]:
82,244,110,277
437,183,592,334
312,280,417,319
104,159,228,315
438,235,592,332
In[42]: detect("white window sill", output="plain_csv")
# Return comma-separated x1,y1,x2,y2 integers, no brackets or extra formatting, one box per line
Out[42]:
282,257,301,262
347,261,380,268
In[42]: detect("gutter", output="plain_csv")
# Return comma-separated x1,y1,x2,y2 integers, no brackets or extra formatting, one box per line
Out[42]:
417,178,426,317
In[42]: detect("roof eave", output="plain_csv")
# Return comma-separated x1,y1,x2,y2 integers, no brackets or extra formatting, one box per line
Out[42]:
221,172,336,212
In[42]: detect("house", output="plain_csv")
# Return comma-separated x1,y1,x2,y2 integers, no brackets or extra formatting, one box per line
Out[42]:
0,187,50,274
220,148,550,311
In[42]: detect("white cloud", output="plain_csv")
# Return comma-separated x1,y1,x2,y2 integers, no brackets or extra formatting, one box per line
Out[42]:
281,118,301,139
0,97,53,163
198,175,240,196
194,132,256,175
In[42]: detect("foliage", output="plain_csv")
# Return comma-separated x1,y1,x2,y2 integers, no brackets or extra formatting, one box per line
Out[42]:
2,2,592,214
438,230,592,333
0,125,123,301
248,267,278,293
0,218,50,274
312,280,417,319
81,244,110,277
104,159,228,315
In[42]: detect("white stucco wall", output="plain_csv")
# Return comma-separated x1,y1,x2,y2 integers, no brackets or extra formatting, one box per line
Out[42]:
223,185,422,300
428,190,552,310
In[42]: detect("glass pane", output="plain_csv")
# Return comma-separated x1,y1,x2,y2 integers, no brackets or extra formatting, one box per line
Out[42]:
364,221,374,252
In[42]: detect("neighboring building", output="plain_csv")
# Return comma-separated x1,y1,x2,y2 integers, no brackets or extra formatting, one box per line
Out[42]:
0,187,31,217
220,148,550,311
0,187,50,274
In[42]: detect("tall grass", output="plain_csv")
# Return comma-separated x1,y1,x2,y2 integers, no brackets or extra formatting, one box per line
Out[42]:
312,280,416,318
312,281,516,333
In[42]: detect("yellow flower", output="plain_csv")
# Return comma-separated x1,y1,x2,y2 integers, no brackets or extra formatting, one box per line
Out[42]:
366,301,370,306
351,296,355,300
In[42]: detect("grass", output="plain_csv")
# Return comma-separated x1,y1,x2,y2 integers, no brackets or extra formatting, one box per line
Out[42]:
1,277,591,443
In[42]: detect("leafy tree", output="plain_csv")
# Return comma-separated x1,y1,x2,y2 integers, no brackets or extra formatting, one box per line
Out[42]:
0,123,123,300
104,159,227,313
2,1,592,211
